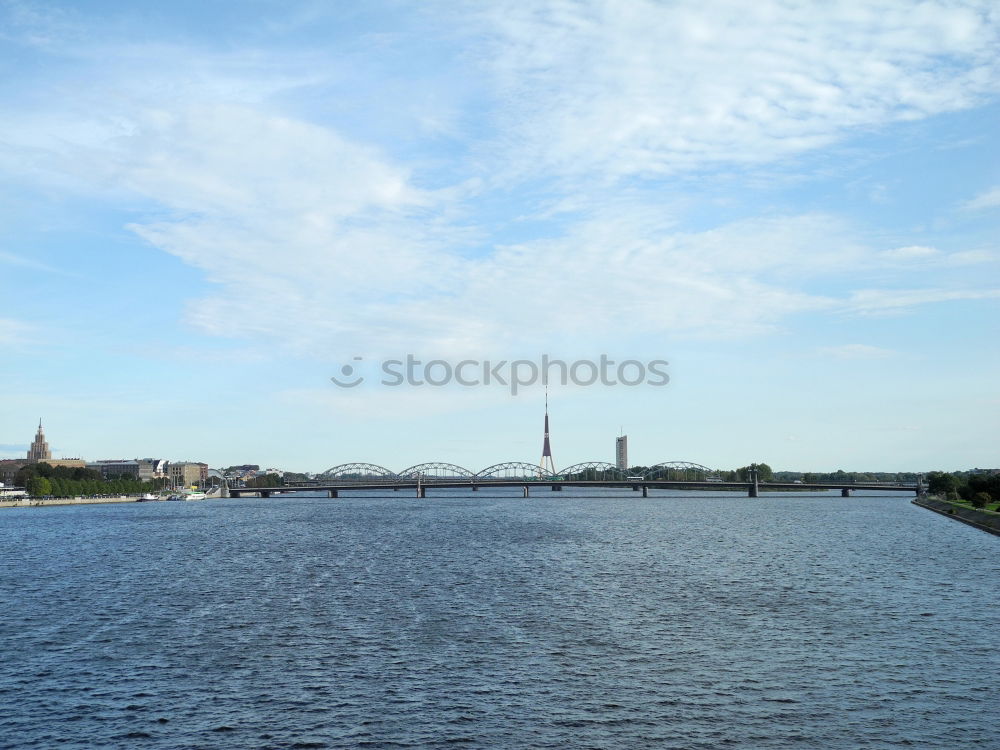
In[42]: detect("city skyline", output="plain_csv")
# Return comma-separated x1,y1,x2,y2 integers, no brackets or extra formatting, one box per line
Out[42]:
1,410,989,477
2,2,998,472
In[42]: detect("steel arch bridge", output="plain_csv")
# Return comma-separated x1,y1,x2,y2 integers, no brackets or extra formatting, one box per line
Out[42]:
397,462,475,480
556,462,633,481
475,461,548,480
645,461,718,481
319,463,399,483
314,460,720,483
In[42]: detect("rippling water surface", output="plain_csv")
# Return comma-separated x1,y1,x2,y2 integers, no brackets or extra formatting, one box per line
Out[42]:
1,490,997,748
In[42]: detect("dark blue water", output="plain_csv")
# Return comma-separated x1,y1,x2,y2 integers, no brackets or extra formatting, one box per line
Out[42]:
1,490,997,749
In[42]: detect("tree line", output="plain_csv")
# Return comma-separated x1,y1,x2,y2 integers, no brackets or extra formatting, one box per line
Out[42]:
925,471,1000,510
17,462,168,498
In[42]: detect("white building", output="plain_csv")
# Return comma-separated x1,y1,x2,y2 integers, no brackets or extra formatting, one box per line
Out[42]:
87,459,168,481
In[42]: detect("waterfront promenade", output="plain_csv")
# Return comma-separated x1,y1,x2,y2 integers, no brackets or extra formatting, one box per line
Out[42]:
0,489,223,509
0,495,140,509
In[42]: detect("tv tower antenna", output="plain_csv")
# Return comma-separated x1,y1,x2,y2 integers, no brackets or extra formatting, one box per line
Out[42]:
539,386,556,477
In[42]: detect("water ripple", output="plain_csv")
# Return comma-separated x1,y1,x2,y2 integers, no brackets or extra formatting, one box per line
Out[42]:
1,490,997,748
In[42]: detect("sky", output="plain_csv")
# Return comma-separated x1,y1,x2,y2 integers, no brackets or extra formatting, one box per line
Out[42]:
1,0,998,474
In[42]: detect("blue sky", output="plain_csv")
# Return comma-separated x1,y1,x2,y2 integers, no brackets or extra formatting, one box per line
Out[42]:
1,0,998,473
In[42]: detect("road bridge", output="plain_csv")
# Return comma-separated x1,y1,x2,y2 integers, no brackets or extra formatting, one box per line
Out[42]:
229,477,919,499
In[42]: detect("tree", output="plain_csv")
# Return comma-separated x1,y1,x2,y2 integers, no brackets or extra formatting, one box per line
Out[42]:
926,472,958,496
968,474,1000,500
737,463,773,482
971,492,992,510
26,477,52,497
251,473,283,487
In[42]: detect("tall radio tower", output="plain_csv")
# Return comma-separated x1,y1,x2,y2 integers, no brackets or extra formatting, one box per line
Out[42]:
539,387,556,477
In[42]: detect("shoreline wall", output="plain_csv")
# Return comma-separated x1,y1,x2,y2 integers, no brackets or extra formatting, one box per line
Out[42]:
2,491,223,509
0,496,139,509
912,495,1000,536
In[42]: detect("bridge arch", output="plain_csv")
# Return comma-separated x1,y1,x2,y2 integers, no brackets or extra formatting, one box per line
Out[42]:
320,463,398,482
475,461,547,480
645,461,718,481
557,462,632,481
397,462,475,480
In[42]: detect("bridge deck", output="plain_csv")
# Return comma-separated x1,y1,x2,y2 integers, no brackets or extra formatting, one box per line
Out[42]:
230,479,918,496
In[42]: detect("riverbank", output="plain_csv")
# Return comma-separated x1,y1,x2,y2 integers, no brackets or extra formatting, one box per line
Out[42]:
0,495,140,509
912,495,1000,536
1,490,222,509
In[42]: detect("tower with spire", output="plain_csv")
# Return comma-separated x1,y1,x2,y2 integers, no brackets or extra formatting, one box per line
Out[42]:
27,419,52,463
539,388,556,477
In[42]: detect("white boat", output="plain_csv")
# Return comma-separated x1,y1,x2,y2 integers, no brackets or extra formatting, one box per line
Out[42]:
186,492,207,501
137,493,159,502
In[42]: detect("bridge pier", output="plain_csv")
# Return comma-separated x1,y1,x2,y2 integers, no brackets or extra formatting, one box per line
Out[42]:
748,467,759,498
522,485,529,498
632,484,640,491
417,485,426,498
642,485,648,497
261,490,271,498
328,489,338,498
841,488,851,497
551,485,562,491
472,485,479,491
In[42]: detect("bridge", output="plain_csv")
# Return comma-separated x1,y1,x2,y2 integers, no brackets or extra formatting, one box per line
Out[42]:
226,461,921,499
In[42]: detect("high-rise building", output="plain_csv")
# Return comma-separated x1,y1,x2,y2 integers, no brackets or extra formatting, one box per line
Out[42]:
26,420,52,463
616,435,628,470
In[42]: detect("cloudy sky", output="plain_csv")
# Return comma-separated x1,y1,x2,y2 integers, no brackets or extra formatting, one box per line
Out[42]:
2,0,998,473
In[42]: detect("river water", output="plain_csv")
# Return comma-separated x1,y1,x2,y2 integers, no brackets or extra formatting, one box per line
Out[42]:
1,490,997,749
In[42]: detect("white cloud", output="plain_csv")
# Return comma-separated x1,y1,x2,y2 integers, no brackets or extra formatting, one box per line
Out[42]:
845,288,1000,316
1,1,997,363
106,103,466,354
880,245,940,261
116,104,425,220
875,245,997,268
945,250,996,266
477,0,1000,180
142,206,854,356
963,186,1000,211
